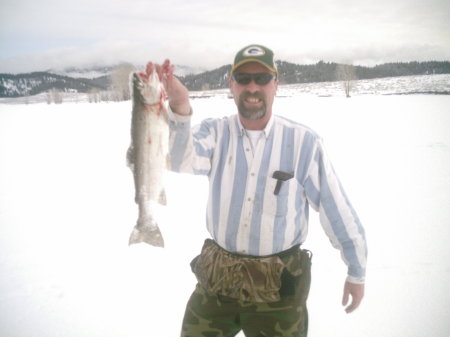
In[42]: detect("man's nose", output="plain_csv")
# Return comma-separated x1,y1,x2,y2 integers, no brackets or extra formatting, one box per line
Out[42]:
245,80,260,93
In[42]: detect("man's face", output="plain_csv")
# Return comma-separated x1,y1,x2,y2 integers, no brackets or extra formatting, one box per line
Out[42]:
229,62,278,129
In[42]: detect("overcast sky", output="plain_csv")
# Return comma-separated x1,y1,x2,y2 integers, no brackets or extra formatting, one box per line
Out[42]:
1,0,449,73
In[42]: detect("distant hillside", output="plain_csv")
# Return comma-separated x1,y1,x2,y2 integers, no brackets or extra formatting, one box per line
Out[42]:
0,61,448,98
180,65,231,91
179,60,450,90
0,72,109,98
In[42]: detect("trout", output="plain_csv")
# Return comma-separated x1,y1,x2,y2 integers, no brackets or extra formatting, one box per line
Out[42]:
127,64,169,247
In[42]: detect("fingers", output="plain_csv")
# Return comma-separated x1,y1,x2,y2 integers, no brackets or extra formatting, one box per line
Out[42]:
141,60,174,83
161,59,175,85
146,62,153,76
342,285,357,313
162,59,171,74
342,281,364,314
342,286,350,306
344,296,361,314
138,60,190,114
136,62,154,82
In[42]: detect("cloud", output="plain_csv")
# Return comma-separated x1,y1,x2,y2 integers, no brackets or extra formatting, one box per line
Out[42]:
1,38,449,74
0,0,449,73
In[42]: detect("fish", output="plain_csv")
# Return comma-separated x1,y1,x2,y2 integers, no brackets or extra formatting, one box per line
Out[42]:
127,63,169,247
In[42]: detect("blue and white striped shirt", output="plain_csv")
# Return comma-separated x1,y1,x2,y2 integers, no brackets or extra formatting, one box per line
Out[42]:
169,111,367,282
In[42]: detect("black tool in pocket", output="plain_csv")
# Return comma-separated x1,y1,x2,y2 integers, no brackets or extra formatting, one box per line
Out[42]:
272,171,294,195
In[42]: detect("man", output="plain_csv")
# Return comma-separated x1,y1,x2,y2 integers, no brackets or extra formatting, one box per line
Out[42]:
150,44,367,337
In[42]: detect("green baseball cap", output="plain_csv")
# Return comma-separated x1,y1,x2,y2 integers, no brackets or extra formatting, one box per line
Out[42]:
231,44,278,74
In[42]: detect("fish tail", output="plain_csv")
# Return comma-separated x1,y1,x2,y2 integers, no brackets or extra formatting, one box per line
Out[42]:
128,220,164,247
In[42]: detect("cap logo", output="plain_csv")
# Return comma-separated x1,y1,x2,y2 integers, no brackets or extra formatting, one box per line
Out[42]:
243,46,265,57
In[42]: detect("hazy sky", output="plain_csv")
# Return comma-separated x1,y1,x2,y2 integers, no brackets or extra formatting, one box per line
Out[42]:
1,0,449,73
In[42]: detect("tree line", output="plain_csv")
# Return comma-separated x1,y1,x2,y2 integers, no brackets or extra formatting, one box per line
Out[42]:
179,60,449,98
1,61,448,102
181,60,450,90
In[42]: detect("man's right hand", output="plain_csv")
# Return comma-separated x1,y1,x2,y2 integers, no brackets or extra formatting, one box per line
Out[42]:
157,60,191,115
137,60,191,115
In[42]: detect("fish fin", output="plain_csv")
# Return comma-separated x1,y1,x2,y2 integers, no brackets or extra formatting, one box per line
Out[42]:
128,224,164,247
126,145,135,169
158,189,167,205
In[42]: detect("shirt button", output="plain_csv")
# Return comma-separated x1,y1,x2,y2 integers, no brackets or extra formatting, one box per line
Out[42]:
250,172,255,177
247,197,251,202
246,148,250,152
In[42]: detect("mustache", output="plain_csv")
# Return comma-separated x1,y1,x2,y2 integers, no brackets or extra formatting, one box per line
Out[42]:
240,91,265,100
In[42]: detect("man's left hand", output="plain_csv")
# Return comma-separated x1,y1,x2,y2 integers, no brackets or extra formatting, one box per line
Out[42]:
342,281,364,313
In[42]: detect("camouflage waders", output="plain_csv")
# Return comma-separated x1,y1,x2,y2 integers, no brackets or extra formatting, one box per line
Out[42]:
181,239,312,337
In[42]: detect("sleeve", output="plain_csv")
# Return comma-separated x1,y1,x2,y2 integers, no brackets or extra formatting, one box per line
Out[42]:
303,139,368,284
168,108,217,176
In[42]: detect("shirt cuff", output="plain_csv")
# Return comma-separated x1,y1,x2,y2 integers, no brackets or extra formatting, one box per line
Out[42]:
168,105,192,123
346,275,365,284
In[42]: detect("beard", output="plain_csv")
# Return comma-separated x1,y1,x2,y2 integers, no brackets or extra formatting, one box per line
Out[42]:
237,91,267,120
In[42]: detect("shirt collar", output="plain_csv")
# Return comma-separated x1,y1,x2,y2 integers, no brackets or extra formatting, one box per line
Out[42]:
236,114,274,139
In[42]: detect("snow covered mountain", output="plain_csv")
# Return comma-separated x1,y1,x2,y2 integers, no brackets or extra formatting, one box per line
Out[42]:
0,72,109,98
48,66,117,79
1,62,449,102
0,63,206,99
48,63,206,79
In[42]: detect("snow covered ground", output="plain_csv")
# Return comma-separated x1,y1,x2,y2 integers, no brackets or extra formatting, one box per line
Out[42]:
0,83,449,336
1,73,449,104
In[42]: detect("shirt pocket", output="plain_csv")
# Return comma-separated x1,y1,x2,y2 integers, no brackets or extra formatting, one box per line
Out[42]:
264,175,296,217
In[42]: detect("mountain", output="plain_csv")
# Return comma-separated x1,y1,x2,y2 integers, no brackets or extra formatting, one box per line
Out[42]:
179,60,450,89
1,61,449,98
0,72,109,98
181,65,231,91
173,65,208,77
48,63,206,79
49,66,117,79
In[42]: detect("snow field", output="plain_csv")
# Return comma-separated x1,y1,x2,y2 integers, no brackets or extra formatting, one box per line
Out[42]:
0,93,449,337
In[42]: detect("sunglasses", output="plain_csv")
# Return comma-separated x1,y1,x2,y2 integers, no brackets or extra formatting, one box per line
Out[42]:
232,73,275,85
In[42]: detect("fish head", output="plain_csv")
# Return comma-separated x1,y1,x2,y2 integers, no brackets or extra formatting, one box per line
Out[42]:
131,70,163,106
